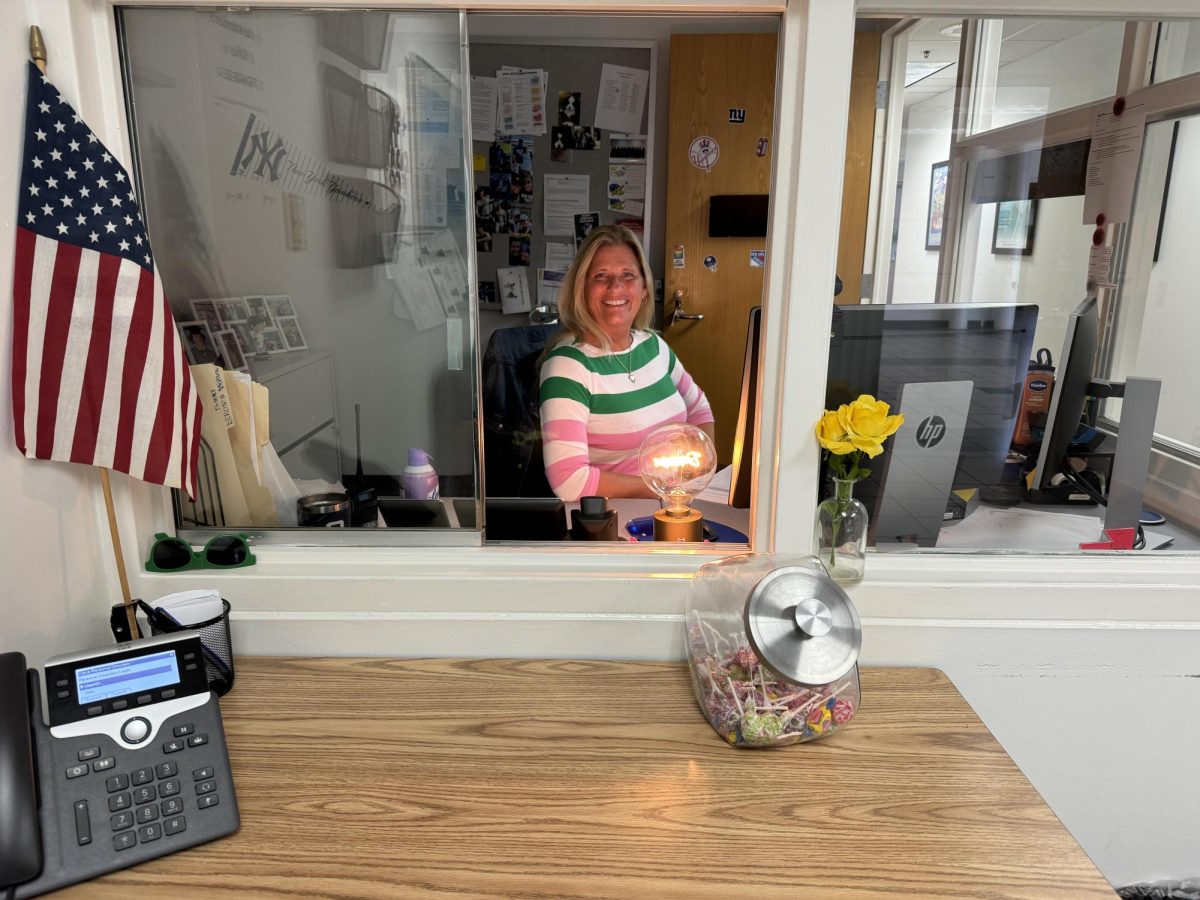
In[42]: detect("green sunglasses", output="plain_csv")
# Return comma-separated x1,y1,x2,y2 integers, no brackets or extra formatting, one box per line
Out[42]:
145,532,256,573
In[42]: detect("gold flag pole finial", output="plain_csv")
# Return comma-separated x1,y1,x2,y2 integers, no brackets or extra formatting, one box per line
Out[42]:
30,26,47,74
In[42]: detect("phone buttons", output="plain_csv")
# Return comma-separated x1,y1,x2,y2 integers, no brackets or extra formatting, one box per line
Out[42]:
113,832,137,851
121,716,152,744
66,763,89,779
74,800,92,846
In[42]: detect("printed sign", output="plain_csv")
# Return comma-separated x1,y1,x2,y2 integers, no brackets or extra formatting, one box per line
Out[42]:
750,250,766,268
672,244,686,268
688,135,719,172
728,108,746,124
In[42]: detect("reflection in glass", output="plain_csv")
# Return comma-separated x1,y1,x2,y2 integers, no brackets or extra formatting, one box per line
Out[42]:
120,9,476,533
968,19,1124,135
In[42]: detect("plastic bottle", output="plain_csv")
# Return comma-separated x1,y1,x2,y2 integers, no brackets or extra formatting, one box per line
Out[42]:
400,448,439,500
1012,349,1056,449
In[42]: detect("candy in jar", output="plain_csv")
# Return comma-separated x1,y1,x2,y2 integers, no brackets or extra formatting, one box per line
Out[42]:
686,555,862,748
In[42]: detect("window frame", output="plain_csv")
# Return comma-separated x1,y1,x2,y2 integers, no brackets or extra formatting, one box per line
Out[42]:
44,0,1200,660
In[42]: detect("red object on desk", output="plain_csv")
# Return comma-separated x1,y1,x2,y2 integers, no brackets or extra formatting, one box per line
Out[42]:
1079,527,1137,551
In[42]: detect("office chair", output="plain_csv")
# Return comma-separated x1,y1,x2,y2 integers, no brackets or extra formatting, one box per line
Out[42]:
481,323,561,497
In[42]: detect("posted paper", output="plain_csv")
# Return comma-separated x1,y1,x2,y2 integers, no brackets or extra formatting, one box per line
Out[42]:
497,267,532,315
470,75,498,142
1083,104,1146,225
594,64,649,134
544,174,589,236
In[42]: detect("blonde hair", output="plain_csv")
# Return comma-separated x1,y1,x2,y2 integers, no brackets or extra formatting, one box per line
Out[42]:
552,224,654,354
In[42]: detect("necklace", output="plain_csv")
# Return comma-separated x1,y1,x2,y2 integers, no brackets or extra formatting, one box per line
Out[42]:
612,335,636,382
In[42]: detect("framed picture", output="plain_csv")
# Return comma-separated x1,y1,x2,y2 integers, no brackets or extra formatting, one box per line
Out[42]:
277,316,308,351
214,297,249,327
190,299,222,335
229,322,259,358
991,198,1038,256
215,330,247,371
926,160,949,251
264,295,296,320
178,321,222,367
258,328,287,354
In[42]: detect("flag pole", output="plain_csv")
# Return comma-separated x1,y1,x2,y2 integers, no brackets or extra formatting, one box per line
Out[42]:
30,26,139,640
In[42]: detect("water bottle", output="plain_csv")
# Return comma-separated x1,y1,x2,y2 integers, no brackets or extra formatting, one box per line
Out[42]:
400,448,440,500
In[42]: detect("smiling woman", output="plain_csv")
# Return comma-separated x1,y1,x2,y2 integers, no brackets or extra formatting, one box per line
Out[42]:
539,225,716,501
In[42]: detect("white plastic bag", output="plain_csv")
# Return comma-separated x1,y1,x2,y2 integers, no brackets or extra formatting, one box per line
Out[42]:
261,441,301,525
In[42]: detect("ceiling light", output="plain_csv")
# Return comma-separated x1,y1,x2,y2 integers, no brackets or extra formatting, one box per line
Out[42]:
939,24,963,37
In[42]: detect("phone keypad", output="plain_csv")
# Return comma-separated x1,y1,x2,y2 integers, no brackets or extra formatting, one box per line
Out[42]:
66,719,222,855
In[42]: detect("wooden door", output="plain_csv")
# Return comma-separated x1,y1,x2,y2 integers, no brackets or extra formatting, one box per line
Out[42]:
836,31,882,306
663,34,777,464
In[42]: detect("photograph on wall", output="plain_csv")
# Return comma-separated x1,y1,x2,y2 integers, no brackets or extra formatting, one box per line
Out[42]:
478,280,500,310
277,316,308,351
191,299,223,335
179,321,224,367
497,266,532,315
991,198,1039,256
558,91,581,126
216,330,247,371
926,160,949,250
475,187,496,234
214,297,249,326
570,126,601,150
509,234,532,267
609,134,647,161
550,126,572,161
475,225,493,252
574,211,601,250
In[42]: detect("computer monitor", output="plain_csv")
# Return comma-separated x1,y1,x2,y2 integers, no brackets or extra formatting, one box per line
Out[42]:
729,306,762,509
1032,296,1099,494
826,302,1038,516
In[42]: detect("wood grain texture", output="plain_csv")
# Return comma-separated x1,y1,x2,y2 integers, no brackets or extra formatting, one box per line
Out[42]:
663,33,777,464
55,660,1113,898
835,31,881,306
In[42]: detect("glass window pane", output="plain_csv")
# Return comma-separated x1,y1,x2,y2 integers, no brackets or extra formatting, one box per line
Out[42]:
968,19,1125,135
1152,22,1200,83
119,9,476,535
1110,115,1200,495
883,18,961,304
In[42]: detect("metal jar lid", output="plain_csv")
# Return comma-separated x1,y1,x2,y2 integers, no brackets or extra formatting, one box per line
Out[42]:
297,492,350,514
742,565,862,685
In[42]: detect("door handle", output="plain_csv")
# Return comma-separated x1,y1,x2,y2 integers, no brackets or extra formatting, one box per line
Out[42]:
672,289,704,324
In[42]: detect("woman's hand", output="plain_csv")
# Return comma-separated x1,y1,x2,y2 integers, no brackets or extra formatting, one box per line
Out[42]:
595,471,658,499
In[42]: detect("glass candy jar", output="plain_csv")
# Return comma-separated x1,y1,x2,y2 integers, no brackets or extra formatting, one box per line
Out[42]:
686,555,862,748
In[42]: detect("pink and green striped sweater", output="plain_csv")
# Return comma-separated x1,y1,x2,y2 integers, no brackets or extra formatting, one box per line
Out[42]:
539,331,714,501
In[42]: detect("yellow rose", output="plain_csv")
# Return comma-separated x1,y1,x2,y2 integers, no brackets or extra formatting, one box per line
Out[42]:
815,410,856,455
838,395,903,444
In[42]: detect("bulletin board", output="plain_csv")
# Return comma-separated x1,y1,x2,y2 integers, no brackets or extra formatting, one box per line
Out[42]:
468,39,655,319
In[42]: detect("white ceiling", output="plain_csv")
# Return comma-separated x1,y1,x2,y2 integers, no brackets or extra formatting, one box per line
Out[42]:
900,17,1103,109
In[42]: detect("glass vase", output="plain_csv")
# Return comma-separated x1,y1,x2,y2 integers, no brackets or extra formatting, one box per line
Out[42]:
814,477,868,585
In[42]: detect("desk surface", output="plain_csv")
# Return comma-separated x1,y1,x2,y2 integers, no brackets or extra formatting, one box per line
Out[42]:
58,659,1112,898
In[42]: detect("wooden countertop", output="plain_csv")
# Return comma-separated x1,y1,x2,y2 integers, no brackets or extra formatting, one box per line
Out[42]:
59,659,1113,898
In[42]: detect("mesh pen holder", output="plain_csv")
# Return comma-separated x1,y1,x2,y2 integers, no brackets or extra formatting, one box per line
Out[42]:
137,598,235,697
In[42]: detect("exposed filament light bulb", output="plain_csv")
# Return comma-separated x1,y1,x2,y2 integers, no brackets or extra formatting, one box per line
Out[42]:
638,423,717,541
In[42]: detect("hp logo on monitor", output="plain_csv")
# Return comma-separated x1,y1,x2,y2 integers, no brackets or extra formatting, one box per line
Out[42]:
916,415,947,448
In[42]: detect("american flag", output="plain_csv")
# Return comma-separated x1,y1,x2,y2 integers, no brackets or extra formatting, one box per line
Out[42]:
12,61,200,496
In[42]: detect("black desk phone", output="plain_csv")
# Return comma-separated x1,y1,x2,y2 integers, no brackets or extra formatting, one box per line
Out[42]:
0,632,239,898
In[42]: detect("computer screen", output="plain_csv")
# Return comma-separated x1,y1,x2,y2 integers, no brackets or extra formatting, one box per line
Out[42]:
729,306,762,509
1033,296,1098,492
826,302,1038,514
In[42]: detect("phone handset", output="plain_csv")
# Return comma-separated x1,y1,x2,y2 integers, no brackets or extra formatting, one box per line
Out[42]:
0,652,45,891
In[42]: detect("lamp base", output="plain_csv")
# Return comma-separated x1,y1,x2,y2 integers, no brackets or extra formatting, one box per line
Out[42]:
653,507,704,542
